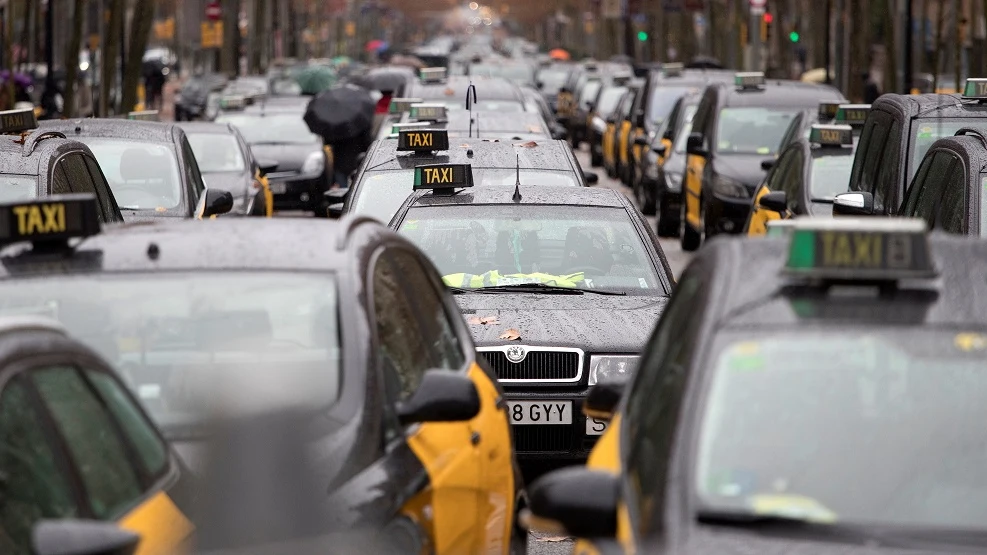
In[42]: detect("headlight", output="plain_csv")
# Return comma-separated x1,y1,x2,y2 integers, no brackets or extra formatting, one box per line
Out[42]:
588,355,639,386
591,116,607,134
711,175,749,199
666,172,683,192
301,151,325,176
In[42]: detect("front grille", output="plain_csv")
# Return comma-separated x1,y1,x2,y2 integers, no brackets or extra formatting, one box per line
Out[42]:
513,425,571,453
479,347,583,383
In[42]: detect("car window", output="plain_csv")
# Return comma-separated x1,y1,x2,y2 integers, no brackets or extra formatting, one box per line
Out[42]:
782,150,805,212
186,133,246,173
86,369,168,478
50,163,71,195
858,112,892,208
82,138,183,211
908,151,956,228
31,365,143,519
766,149,795,192
875,119,903,213
181,138,206,198
901,153,935,216
715,108,799,155
938,162,967,234
0,376,77,555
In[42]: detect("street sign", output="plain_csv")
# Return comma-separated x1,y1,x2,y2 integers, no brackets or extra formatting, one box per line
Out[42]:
205,1,221,22
749,0,766,7
201,21,223,48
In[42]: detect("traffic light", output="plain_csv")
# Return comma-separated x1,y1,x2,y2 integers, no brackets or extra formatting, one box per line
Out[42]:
763,12,773,24
637,31,648,42
761,13,772,41
789,31,800,42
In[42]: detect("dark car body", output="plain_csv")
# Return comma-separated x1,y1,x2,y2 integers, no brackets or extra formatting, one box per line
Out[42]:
175,73,228,121
178,121,269,216
640,92,700,230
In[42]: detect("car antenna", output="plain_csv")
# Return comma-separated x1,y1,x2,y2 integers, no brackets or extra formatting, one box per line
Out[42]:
512,154,522,202
466,82,477,137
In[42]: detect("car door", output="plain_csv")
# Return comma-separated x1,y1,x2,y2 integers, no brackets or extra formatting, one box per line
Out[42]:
685,93,714,230
903,150,966,233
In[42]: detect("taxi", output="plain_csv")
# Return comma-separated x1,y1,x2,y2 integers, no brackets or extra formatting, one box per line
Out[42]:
385,102,554,143
603,85,640,179
388,167,673,461
405,70,528,113
638,91,701,228
0,108,122,223
610,80,645,182
524,218,987,553
614,81,648,186
335,128,593,223
587,79,631,167
39,117,232,221
0,194,525,555
836,78,987,217
681,72,846,251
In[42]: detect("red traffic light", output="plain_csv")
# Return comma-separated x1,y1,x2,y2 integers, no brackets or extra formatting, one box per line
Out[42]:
763,12,773,23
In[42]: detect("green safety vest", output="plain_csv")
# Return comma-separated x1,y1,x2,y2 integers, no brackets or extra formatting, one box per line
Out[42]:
442,271,586,289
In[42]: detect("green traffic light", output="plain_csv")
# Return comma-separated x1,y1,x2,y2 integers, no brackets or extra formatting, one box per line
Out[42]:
637,31,648,42
789,31,800,42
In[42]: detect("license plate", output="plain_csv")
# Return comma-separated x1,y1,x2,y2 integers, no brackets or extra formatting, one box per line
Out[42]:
585,417,608,436
507,401,572,425
269,182,287,194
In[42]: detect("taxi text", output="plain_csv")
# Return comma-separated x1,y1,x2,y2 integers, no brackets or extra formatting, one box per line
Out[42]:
13,204,66,235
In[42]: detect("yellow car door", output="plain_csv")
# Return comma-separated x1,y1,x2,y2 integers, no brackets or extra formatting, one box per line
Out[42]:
746,183,782,236
618,120,632,167
253,169,274,217
573,414,634,555
685,150,705,230
657,136,673,166
603,123,617,171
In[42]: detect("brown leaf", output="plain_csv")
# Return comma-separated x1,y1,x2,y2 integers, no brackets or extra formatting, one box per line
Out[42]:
479,315,499,325
515,140,538,148
499,328,521,340
537,536,571,542
467,316,483,325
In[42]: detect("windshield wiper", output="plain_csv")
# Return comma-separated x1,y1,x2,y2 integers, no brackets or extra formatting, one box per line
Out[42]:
448,283,626,296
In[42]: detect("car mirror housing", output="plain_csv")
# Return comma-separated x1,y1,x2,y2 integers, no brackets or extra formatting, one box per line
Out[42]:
758,190,788,213
832,191,876,216
522,467,619,539
686,132,707,156
583,376,628,421
760,158,775,171
396,370,480,425
584,172,600,185
197,188,234,218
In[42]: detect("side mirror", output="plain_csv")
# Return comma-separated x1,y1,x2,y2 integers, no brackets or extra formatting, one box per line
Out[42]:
324,189,348,218
605,116,616,124
396,370,480,425
652,143,667,155
256,159,278,176
584,172,599,185
832,191,876,216
327,203,344,218
634,135,649,146
559,87,571,94
33,519,140,555
758,190,788,213
522,467,619,538
197,188,234,218
583,376,628,421
551,125,568,140
586,102,595,112
536,81,544,89
686,132,707,157
634,110,645,128
760,159,775,171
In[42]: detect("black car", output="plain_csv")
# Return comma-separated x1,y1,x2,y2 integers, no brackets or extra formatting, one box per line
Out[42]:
175,73,228,121
639,91,700,228
535,63,574,114
526,218,987,554
389,178,674,460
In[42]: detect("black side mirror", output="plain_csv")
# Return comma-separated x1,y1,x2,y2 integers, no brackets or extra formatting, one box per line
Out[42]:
584,376,628,421
634,110,645,128
256,159,278,176
758,190,788,213
197,188,234,218
634,135,649,146
652,143,667,155
584,172,599,185
324,189,348,219
551,125,568,140
686,132,707,156
33,519,140,555
832,191,876,216
522,468,619,538
760,159,775,171
397,370,480,425
605,116,616,124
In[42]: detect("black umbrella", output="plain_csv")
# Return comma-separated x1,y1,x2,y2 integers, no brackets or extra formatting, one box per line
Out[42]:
350,68,412,93
304,84,375,142
686,56,724,69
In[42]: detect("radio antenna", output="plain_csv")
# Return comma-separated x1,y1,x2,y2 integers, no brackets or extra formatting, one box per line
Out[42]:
512,154,522,202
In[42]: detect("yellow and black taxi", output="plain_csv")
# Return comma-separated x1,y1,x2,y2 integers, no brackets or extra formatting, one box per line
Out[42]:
836,78,987,217
178,122,277,217
391,102,556,143
387,168,674,461
587,78,632,168
524,217,987,553
560,62,632,146
0,108,123,223
334,129,593,223
603,84,640,179
680,72,846,251
535,62,575,117
214,97,334,216
38,117,233,221
610,79,645,183
638,90,701,231
0,194,526,555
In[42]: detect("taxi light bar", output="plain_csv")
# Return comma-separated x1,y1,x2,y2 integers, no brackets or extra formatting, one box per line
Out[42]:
735,72,765,89
410,103,448,122
219,95,246,111
0,194,100,248
661,63,684,77
809,124,853,147
962,78,987,100
388,97,425,114
817,101,841,121
420,67,447,83
389,122,432,138
127,110,160,121
783,218,937,281
0,108,38,134
398,129,450,152
413,163,473,191
834,104,870,127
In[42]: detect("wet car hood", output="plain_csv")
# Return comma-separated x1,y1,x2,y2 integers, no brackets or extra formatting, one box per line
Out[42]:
202,170,252,197
249,143,319,173
455,293,667,352
676,526,960,555
711,154,771,190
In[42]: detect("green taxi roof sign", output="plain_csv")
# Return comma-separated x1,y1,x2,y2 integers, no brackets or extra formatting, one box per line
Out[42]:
410,103,448,122
127,110,159,121
420,67,447,83
219,95,246,111
389,121,431,138
962,78,987,100
0,108,38,134
388,97,425,114
413,164,473,191
784,218,937,281
817,101,841,121
834,104,870,127
661,63,684,77
809,124,853,147
735,72,765,89
0,194,100,248
397,129,449,152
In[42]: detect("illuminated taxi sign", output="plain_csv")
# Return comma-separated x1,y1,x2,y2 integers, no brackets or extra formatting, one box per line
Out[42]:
127,110,159,121
420,67,447,83
735,72,765,89
809,124,853,147
413,164,473,190
661,63,684,77
388,97,424,114
834,104,870,127
0,194,101,247
397,129,449,152
0,108,38,134
409,103,448,122
962,78,987,99
219,95,246,110
817,101,841,121
784,218,936,281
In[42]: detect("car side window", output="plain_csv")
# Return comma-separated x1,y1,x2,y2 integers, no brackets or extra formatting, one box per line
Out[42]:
848,119,875,190
858,112,892,207
50,162,71,195
766,149,794,192
908,151,956,228
783,150,805,212
902,152,935,215
875,119,903,213
938,161,967,234
31,365,143,519
181,138,206,198
0,376,77,555
82,155,117,220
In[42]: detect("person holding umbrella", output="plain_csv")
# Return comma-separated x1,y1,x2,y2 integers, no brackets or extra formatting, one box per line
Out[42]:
304,84,376,189
376,88,394,114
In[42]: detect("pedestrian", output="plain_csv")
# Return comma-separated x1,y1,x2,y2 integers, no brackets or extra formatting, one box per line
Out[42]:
145,64,166,111
864,72,881,104
375,88,394,114
328,126,373,188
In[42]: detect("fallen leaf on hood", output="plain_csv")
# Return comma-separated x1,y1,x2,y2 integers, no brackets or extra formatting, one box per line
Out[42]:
537,536,571,542
460,143,472,148
479,315,499,325
467,316,483,325
499,328,521,340
514,140,538,148
467,315,499,326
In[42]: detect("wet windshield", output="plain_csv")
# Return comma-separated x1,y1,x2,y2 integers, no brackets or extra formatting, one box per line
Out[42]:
186,133,246,173
82,138,183,210
399,205,660,294
716,108,799,155
215,114,320,145
809,149,856,199
536,69,569,94
696,330,987,528
579,81,603,110
469,64,535,86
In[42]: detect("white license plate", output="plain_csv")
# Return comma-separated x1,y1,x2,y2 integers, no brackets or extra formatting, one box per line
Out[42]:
585,417,608,436
507,401,572,425
269,182,287,194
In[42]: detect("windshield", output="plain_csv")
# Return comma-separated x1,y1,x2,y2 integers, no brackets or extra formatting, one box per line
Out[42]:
809,149,856,199
579,80,603,110
597,87,628,117
536,69,569,94
716,108,799,155
0,273,340,432
186,133,247,173
399,205,660,294
470,64,535,85
696,330,987,529
648,86,695,125
215,114,320,145
82,138,182,210
909,119,969,181
0,175,37,202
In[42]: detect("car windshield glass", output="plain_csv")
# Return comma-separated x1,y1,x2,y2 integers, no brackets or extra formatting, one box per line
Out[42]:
352,169,579,224
536,69,569,94
909,119,969,181
809,149,856,199
716,108,799,155
695,330,987,529
579,81,603,109
0,175,37,201
598,87,628,116
648,86,695,125
470,64,535,85
399,205,660,294
0,273,341,433
186,133,246,173
215,114,320,145
82,138,182,210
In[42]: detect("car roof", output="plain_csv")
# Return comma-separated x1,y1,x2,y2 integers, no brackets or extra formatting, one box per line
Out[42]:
39,119,180,143
0,133,92,176
176,121,237,135
651,69,735,86
364,139,576,172
407,184,626,208
871,93,987,119
714,81,846,107
432,110,550,135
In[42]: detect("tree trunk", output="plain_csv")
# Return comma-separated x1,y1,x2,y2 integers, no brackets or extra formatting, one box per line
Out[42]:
932,0,946,91
121,0,153,113
251,0,265,73
846,0,869,102
62,0,85,117
20,0,33,67
882,0,895,94
954,0,962,92
101,0,123,116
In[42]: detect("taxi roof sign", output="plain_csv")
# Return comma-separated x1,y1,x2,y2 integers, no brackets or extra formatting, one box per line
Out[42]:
0,194,100,248
661,63,684,77
413,164,473,191
817,101,841,121
834,104,870,127
0,108,38,134
420,67,447,83
397,129,450,152
389,121,431,137
127,110,159,121
410,103,448,122
962,78,987,100
388,97,425,114
735,72,765,89
809,124,853,147
783,218,937,281
219,95,246,111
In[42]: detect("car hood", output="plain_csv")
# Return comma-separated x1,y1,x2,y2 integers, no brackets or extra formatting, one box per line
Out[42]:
712,154,771,190
676,526,962,555
455,293,667,352
202,170,252,197
249,143,319,173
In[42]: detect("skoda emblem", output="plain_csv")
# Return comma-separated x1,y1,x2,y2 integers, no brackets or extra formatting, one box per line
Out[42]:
505,345,527,364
